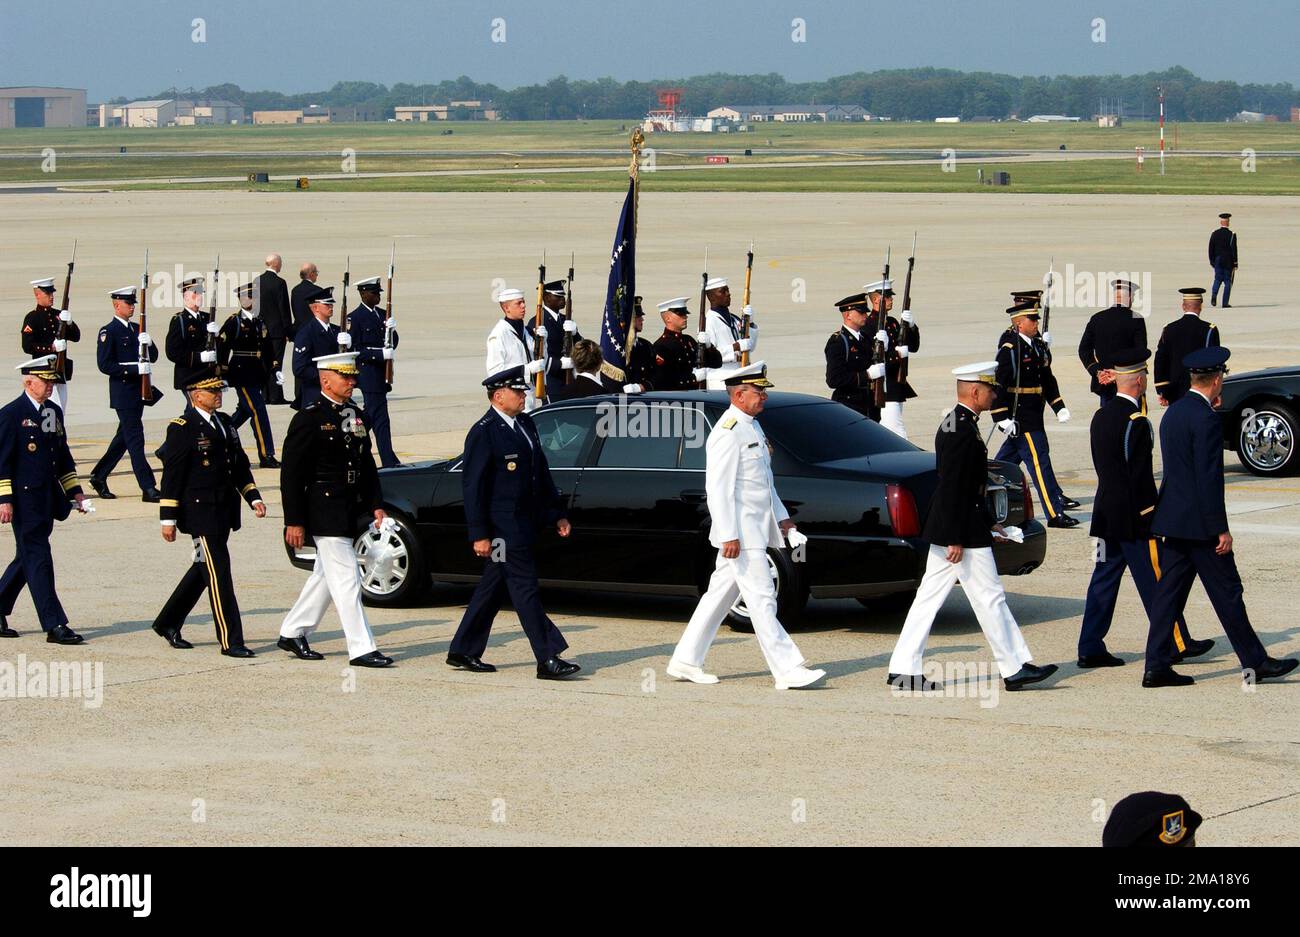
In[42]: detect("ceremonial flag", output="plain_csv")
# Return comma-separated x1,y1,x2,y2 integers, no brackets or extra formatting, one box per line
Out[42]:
599,178,636,372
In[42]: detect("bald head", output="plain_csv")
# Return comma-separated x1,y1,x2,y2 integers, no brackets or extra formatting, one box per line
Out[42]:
299,262,318,282
265,254,282,273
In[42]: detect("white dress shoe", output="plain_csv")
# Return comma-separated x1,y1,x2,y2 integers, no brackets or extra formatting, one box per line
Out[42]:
774,666,827,690
666,659,720,684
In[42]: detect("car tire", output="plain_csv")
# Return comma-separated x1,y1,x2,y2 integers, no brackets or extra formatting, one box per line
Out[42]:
354,512,429,607
722,548,808,632
1236,402,1298,476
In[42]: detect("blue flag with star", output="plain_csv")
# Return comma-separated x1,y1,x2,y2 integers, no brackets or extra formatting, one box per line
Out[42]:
599,179,636,372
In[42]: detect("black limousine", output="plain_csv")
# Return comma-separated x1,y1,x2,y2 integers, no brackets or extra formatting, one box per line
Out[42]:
287,392,1047,627
1215,365,1300,477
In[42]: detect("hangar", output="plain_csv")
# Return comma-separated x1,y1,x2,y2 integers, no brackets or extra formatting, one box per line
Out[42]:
0,87,88,128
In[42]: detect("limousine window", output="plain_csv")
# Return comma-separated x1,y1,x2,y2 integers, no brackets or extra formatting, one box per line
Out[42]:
532,407,597,468
758,403,917,463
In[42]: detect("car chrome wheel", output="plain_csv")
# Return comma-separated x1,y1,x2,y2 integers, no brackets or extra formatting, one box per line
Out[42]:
355,523,411,597
1240,408,1295,474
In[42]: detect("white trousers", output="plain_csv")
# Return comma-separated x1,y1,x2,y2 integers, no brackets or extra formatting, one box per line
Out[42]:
881,401,907,439
673,549,805,678
888,545,1032,679
280,536,378,660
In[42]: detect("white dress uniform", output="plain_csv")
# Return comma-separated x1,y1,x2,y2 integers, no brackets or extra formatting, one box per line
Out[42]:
485,316,538,411
703,307,758,390
670,366,821,688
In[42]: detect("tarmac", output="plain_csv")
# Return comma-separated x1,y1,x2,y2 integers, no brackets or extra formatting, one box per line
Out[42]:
1,191,1297,845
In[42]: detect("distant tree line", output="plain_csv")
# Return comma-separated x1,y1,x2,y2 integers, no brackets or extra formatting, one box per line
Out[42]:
109,67,1299,122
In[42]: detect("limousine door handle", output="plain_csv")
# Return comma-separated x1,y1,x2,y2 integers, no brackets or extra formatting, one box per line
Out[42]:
679,489,707,504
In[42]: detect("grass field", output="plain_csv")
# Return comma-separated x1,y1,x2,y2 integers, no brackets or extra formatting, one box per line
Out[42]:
3,119,1298,193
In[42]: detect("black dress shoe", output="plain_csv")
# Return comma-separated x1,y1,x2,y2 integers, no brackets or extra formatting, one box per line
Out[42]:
1047,514,1080,529
885,672,943,691
88,475,117,500
1004,662,1059,690
1210,296,1217,307
46,624,84,645
0,614,17,638
259,456,281,469
221,645,256,658
1142,667,1194,688
1222,303,1231,308
141,488,162,503
277,635,323,660
1061,497,1082,510
1077,652,1125,668
350,650,394,668
537,657,581,679
1173,637,1216,662
152,624,193,649
447,652,497,673
1252,657,1299,682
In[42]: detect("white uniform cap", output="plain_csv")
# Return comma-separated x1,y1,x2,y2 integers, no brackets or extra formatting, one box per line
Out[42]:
704,277,728,291
951,360,999,384
355,276,383,290
497,288,524,303
863,279,894,294
658,297,691,313
30,278,55,290
312,351,360,375
109,286,137,299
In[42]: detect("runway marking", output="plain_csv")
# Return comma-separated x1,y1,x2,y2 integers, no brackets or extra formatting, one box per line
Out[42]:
1206,789,1300,821
1226,500,1300,516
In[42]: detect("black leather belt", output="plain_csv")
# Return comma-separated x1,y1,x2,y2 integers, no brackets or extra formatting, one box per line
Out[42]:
314,470,357,485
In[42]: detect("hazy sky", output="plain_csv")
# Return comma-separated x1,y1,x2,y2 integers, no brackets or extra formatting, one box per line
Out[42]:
2,0,1295,100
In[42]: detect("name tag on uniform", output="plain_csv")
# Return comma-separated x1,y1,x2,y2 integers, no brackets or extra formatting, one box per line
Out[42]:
504,453,519,459
321,423,336,431
746,442,759,449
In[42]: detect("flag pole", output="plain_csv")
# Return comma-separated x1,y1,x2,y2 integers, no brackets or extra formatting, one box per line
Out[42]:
625,128,644,345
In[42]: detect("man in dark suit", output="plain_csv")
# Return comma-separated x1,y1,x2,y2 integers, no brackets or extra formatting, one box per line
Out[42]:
1077,348,1213,668
290,262,319,335
1142,346,1297,687
1154,287,1219,406
257,254,292,405
888,361,1058,692
446,365,580,679
89,286,162,501
291,286,346,411
0,356,88,644
347,277,400,467
1208,213,1238,308
1079,278,1147,406
152,367,266,657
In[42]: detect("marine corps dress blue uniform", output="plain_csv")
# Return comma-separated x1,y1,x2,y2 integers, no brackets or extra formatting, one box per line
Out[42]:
1154,288,1219,406
152,367,264,657
1142,346,1297,687
218,282,277,467
0,355,86,645
446,366,579,679
291,286,344,411
89,287,162,501
991,299,1079,527
1076,348,1212,668
20,277,80,415
1078,279,1147,406
347,277,401,468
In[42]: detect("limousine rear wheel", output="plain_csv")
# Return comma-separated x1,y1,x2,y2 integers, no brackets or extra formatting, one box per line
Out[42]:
1237,402,1298,476
725,548,808,632
355,512,428,607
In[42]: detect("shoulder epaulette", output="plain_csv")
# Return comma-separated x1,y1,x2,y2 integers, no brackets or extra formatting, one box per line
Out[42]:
1128,412,1143,421
1000,342,1014,349
170,417,186,426
720,417,737,430
1208,322,1217,330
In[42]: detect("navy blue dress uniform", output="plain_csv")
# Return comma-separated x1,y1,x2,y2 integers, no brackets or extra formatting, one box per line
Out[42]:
1078,280,1147,404
991,300,1078,527
291,286,342,411
1143,346,1298,686
217,283,277,466
1154,289,1219,405
447,366,579,679
526,280,580,385
0,356,85,645
90,287,162,501
1208,214,1237,307
165,278,218,391
347,278,401,468
152,369,263,657
651,298,722,391
21,279,80,386
1077,348,1211,667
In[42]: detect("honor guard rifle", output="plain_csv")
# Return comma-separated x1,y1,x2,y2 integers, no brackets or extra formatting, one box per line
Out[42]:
898,233,916,385
533,255,547,401
695,247,709,385
870,246,890,409
563,253,575,385
383,243,395,386
56,240,76,378
140,250,153,403
206,254,221,372
1041,257,1054,336
340,256,351,331
739,242,754,367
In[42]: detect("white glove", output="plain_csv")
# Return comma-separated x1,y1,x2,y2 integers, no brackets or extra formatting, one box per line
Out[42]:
337,332,352,347
696,331,713,347
205,320,219,335
900,310,913,324
622,383,643,395
52,339,67,352
534,325,548,340
135,361,152,375
997,419,1018,436
525,359,545,375
692,367,708,382
874,329,889,346
384,317,395,329
200,349,217,363
867,362,886,380
560,356,574,370
742,304,754,317
1041,330,1052,346
896,346,909,359
381,347,394,360
786,527,808,550
736,338,755,352
1056,407,1071,423
78,498,95,514
562,319,577,333
138,332,152,346
59,310,72,323
274,372,284,385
